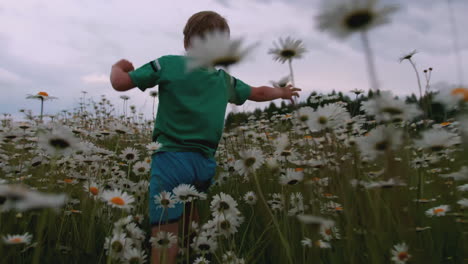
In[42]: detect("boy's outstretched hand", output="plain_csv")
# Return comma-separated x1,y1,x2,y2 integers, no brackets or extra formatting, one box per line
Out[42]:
248,84,301,105
279,84,301,104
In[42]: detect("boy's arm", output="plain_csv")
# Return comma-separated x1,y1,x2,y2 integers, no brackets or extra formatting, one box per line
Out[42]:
110,59,136,92
248,84,301,104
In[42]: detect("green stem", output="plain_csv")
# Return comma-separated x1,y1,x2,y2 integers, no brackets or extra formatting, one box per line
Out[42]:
253,172,294,264
360,31,380,91
32,211,48,264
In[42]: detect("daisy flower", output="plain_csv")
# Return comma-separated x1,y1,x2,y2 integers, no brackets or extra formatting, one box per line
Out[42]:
191,234,218,254
350,88,365,96
415,129,461,152
316,0,399,39
2,232,32,245
101,189,135,211
146,142,162,152
315,240,331,249
425,205,450,217
270,75,290,88
279,168,304,186
222,251,245,264
391,242,411,263
119,147,140,163
433,84,468,109
361,91,422,123
457,184,468,192
320,221,341,241
0,184,67,212
26,92,58,121
440,167,468,181
37,126,80,157
132,161,150,175
154,191,177,210
306,103,351,132
399,49,418,63
104,233,132,258
172,184,199,203
268,37,307,64
356,126,403,160
457,199,468,208
125,222,145,241
210,192,239,217
150,231,177,249
301,237,312,248
123,247,147,264
193,256,210,264
83,181,101,197
186,30,254,71
243,191,257,205
212,213,242,237
234,148,265,176
111,123,132,135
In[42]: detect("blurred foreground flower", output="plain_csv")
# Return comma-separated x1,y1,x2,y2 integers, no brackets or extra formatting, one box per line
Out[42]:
0,184,67,212
433,85,468,109
186,30,255,71
38,126,81,157
361,91,422,123
316,0,398,39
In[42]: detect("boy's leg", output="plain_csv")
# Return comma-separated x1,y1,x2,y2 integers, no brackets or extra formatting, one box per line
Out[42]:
183,202,199,249
151,222,179,264
150,204,198,264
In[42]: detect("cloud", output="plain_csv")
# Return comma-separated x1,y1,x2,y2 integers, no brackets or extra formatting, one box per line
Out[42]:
0,0,467,117
81,73,109,85
0,67,21,83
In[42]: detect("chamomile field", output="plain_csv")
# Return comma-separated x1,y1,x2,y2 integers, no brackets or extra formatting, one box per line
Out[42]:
1,0,468,264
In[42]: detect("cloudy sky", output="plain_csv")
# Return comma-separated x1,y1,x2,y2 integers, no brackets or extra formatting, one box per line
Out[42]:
0,0,467,120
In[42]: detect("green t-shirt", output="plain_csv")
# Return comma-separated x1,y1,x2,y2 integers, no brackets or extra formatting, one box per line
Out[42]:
129,55,252,158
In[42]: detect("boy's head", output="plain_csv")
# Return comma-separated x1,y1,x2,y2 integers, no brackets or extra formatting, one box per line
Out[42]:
183,11,230,50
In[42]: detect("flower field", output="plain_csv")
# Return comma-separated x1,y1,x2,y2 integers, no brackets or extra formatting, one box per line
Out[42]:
1,88,468,263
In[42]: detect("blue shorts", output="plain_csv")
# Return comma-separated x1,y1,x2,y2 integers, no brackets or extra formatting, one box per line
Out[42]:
149,152,216,226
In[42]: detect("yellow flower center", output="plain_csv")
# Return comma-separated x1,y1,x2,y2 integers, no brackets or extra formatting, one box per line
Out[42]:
440,122,451,127
398,252,409,261
335,206,343,211
10,238,23,243
38,91,49,97
451,87,468,101
295,168,304,172
433,208,445,214
110,197,125,206
325,228,332,235
89,187,99,195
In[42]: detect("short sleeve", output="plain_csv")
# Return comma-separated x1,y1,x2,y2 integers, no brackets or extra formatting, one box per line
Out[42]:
227,75,252,105
129,59,162,92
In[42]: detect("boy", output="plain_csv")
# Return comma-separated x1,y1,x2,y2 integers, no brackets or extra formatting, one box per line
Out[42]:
110,10,300,264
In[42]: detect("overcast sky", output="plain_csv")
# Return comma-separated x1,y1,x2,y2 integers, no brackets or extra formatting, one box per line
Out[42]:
0,0,467,120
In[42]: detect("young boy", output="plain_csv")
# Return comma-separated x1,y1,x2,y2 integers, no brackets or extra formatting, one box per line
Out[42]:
110,10,300,264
